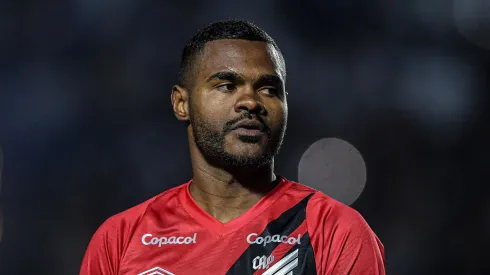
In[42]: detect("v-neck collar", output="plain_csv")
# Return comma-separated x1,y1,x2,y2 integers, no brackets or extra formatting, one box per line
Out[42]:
179,177,292,236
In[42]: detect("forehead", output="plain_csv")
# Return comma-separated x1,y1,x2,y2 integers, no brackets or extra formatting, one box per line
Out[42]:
196,39,284,81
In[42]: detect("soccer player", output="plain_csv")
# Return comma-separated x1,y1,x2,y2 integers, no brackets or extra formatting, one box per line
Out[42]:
80,20,386,275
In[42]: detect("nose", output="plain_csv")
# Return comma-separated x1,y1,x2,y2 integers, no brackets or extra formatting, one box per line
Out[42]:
234,88,265,115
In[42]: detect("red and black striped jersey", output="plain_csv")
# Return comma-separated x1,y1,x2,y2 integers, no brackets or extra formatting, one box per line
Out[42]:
80,177,385,275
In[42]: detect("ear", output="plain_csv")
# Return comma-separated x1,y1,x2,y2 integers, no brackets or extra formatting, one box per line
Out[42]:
171,85,190,121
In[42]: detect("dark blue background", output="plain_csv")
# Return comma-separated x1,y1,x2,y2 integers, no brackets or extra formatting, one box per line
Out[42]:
1,0,489,274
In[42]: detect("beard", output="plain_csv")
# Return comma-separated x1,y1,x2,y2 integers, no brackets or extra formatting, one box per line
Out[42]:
189,106,286,168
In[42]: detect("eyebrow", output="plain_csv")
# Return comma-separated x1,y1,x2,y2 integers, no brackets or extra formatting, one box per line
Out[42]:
205,71,282,84
206,71,245,83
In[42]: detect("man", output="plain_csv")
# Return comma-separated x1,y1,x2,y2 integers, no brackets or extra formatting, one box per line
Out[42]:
80,20,385,275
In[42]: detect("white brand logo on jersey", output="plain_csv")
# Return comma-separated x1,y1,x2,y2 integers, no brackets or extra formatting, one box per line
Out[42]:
138,266,174,275
263,249,299,275
253,254,275,270
247,233,301,247
142,233,197,247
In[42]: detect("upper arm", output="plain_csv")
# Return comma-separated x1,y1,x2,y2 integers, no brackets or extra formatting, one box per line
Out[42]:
79,219,122,275
307,195,386,275
328,218,385,275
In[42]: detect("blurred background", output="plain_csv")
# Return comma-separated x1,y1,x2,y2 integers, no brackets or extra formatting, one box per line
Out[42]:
1,0,489,274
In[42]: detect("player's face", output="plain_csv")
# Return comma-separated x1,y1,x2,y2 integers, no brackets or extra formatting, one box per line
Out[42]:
189,39,287,167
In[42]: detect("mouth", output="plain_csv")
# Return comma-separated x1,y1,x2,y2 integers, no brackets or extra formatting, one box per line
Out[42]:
231,120,266,137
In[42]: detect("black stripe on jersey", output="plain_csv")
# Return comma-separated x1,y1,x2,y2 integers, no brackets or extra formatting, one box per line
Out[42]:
225,193,315,275
286,233,317,275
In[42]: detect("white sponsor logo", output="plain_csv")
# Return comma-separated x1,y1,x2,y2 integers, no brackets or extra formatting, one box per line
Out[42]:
246,233,301,247
253,254,275,270
138,266,174,275
263,249,299,275
142,233,197,247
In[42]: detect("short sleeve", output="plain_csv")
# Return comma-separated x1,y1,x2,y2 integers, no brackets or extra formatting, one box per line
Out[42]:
79,218,122,275
327,215,385,274
307,193,386,275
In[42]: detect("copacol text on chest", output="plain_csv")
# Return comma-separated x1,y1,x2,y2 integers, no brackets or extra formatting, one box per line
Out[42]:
246,233,302,246
141,233,198,247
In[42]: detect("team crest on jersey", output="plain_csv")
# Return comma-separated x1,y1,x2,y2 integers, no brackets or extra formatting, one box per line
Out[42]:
253,254,275,270
138,266,175,275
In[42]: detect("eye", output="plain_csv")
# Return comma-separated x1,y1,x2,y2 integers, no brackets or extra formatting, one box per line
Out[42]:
216,83,237,92
260,87,278,96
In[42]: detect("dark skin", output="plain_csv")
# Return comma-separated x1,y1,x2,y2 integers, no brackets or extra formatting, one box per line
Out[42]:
171,39,287,223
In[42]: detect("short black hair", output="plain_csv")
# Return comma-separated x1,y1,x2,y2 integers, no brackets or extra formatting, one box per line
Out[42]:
179,19,285,89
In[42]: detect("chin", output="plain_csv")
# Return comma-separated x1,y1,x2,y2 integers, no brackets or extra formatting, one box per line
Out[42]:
223,150,274,167
225,157,272,167
222,140,276,167
226,146,264,157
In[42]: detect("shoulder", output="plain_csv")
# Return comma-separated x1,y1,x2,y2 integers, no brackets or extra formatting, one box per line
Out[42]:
95,183,187,236
80,184,188,274
308,191,367,229
299,184,384,254
285,180,372,233
274,179,385,274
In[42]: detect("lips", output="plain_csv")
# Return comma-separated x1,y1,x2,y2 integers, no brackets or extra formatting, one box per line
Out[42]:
232,120,265,131
231,120,266,137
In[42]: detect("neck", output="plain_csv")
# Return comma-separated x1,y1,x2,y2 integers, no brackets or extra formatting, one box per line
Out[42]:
188,142,277,223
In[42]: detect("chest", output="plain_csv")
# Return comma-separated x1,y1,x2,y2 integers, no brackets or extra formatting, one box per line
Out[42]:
118,225,317,275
